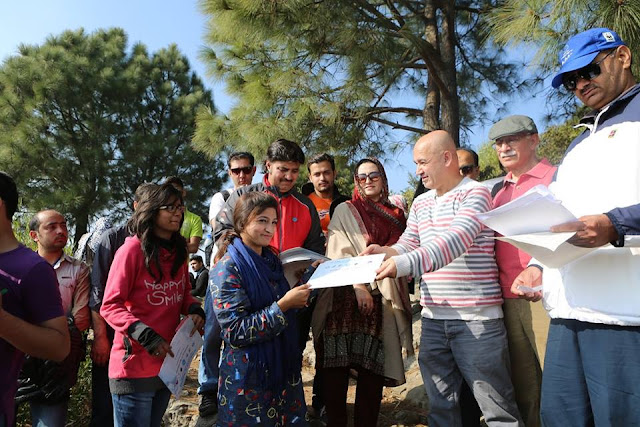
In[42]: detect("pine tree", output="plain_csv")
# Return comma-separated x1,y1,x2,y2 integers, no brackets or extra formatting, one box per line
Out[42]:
194,0,528,158
0,28,224,240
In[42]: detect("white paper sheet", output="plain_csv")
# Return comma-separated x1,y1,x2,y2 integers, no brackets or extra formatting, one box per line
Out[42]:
278,247,330,288
158,317,203,396
478,185,596,268
476,185,577,236
493,235,595,268
307,254,385,289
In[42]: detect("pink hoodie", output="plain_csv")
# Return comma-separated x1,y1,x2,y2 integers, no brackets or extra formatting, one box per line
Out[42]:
101,236,199,380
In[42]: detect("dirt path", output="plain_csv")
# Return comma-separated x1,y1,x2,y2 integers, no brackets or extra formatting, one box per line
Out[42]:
164,298,548,427
163,348,428,427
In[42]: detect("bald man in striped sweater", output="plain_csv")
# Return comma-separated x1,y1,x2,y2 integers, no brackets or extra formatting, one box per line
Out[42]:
363,131,522,427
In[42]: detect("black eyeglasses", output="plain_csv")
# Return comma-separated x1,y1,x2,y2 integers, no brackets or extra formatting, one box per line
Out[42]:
159,204,185,213
562,49,617,91
356,171,382,184
459,165,475,175
230,166,253,175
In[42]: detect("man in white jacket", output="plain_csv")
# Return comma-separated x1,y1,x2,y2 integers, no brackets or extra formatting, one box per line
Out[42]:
513,28,640,425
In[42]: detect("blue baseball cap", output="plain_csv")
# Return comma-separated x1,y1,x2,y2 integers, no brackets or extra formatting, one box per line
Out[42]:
551,28,625,89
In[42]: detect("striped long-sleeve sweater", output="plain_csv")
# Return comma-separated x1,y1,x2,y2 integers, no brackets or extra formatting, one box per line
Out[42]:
392,177,503,320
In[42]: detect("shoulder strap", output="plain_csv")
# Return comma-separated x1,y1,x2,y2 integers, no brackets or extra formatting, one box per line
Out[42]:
222,190,231,201
491,181,505,198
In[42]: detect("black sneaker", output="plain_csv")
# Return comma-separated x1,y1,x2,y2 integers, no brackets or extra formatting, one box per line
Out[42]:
199,391,218,417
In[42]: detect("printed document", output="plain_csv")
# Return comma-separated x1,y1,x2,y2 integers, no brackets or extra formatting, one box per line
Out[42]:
158,317,203,396
307,253,386,289
279,247,330,287
477,185,595,268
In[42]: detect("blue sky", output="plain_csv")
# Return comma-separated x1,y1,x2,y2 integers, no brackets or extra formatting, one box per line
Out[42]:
0,1,558,193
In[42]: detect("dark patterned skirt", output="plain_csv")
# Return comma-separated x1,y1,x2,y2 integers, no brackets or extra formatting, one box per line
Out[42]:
318,286,385,376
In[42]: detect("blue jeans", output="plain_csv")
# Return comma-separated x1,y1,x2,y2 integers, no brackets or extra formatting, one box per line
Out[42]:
198,290,222,394
112,388,172,427
418,317,522,427
541,318,640,427
30,400,68,427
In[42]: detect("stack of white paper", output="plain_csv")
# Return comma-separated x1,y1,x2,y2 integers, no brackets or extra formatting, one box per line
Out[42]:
477,185,595,268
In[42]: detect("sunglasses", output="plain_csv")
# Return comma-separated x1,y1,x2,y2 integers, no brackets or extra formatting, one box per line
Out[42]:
562,49,616,91
459,165,475,175
356,171,382,184
159,204,185,213
230,166,253,175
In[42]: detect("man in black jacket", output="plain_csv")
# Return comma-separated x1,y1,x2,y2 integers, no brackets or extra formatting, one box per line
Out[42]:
189,255,208,298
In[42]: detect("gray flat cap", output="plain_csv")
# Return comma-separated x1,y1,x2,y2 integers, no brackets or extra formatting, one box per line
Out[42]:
489,115,538,140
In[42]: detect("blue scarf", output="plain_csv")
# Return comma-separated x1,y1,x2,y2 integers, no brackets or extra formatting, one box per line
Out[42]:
227,237,301,389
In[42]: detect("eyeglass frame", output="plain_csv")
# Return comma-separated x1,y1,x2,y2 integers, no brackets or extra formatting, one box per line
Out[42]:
492,132,533,150
561,48,617,92
158,203,185,213
356,171,382,184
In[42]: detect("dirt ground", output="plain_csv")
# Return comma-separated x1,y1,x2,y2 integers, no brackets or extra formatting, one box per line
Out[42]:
167,298,549,427
170,351,428,427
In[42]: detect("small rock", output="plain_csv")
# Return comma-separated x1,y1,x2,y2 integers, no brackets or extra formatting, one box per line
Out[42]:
162,401,199,427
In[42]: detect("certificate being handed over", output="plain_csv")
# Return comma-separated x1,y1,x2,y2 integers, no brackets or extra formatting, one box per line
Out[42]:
306,253,385,289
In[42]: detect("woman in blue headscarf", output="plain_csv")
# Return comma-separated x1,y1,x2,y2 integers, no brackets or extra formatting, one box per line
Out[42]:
210,191,311,426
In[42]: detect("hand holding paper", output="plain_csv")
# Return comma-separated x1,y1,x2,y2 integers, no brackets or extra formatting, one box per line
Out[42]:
306,254,386,289
278,284,311,311
359,244,399,259
511,266,543,302
279,247,330,287
551,214,619,248
188,313,205,336
477,185,596,268
375,257,398,280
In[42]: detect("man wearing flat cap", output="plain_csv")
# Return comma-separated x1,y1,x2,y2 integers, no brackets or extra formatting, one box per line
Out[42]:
512,28,640,425
489,115,556,427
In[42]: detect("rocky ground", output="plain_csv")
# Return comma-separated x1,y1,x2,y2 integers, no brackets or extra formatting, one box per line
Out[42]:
163,298,429,427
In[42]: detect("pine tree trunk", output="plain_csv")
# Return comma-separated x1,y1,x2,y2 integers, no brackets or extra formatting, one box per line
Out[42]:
74,211,89,248
421,0,460,146
439,0,460,146
423,0,441,132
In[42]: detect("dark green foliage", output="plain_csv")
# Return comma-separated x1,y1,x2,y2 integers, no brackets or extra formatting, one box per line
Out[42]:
478,140,504,180
194,0,529,160
537,106,588,165
401,173,422,208
0,28,225,241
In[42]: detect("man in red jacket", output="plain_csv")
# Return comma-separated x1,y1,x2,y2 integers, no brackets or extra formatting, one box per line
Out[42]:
214,138,325,254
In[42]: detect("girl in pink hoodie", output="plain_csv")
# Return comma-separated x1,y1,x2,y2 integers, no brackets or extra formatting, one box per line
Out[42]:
101,183,204,427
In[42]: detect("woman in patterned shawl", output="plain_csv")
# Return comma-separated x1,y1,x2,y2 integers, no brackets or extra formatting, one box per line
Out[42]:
312,157,413,427
210,192,312,426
